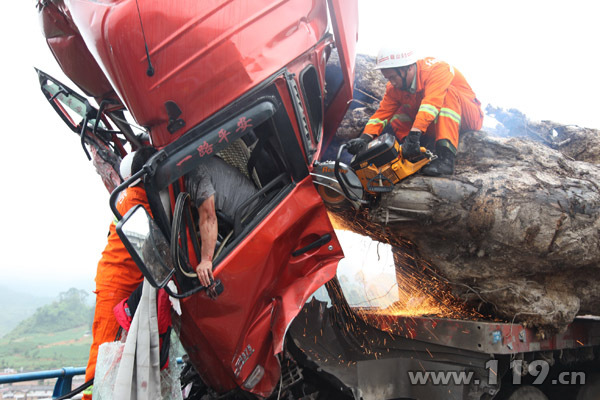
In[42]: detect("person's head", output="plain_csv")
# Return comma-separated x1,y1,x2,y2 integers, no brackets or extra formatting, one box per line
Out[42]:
374,47,418,91
120,146,157,185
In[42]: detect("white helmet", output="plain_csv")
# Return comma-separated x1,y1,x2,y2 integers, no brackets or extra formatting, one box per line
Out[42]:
120,151,142,186
374,47,418,70
120,151,136,180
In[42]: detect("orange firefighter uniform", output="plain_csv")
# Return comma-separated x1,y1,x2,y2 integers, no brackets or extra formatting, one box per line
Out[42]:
363,57,483,152
83,186,151,397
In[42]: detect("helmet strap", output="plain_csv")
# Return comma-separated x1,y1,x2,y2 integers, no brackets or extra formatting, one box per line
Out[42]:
394,67,409,91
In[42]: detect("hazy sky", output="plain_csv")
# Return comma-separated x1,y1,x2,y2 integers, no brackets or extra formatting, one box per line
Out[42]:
1,0,598,297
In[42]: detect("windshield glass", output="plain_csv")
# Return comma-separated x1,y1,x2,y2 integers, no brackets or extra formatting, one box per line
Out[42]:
335,229,450,316
328,212,479,320
42,80,106,130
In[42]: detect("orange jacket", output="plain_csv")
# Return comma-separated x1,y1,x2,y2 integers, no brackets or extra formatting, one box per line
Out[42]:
95,186,152,293
364,57,479,136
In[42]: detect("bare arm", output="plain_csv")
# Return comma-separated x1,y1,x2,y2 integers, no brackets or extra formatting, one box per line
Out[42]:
196,194,217,286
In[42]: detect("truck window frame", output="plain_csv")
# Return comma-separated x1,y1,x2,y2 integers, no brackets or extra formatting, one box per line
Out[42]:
300,65,324,145
142,74,311,292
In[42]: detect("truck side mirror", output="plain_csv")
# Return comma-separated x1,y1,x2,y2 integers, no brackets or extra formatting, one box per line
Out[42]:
116,205,175,289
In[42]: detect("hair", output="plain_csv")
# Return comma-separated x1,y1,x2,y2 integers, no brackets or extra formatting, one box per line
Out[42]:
131,146,157,176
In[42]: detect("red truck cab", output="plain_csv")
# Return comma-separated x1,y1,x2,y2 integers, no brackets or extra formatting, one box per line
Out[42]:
37,1,600,399
38,0,358,397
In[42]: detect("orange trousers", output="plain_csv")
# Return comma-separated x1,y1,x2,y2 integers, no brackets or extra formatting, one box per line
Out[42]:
390,86,483,152
83,287,134,397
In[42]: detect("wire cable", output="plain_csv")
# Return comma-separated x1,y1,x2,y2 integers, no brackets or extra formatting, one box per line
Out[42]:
54,379,93,400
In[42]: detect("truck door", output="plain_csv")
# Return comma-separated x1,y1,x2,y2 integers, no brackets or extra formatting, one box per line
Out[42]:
136,77,345,397
323,0,359,148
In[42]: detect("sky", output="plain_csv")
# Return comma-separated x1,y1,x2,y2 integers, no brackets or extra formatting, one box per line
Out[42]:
0,0,599,298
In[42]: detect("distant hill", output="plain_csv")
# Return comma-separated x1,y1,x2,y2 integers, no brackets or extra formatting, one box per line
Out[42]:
0,288,94,370
0,286,52,338
0,325,92,371
6,288,94,338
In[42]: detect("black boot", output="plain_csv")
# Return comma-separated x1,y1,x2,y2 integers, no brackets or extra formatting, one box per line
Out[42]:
421,145,455,176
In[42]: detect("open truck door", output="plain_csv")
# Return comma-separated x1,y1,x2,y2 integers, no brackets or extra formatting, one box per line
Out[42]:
36,65,346,397
323,0,359,150
114,75,345,398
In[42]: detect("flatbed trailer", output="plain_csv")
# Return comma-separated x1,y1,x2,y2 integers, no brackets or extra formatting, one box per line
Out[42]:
288,281,600,400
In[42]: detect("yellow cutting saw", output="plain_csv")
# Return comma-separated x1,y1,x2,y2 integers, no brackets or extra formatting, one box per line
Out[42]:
312,133,435,207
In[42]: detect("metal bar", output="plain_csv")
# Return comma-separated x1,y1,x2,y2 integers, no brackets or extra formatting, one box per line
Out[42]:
358,312,600,355
0,359,185,395
0,367,85,384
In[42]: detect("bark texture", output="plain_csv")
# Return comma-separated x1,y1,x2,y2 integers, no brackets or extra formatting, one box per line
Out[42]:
330,53,600,332
371,132,600,332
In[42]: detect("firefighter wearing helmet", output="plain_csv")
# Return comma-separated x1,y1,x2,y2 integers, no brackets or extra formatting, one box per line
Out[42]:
83,148,157,399
346,47,483,176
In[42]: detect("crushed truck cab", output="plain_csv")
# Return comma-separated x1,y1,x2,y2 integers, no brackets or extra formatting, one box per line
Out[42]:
37,0,358,397
35,0,600,399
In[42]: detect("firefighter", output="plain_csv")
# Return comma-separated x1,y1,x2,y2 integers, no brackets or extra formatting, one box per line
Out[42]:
83,147,156,400
347,48,483,176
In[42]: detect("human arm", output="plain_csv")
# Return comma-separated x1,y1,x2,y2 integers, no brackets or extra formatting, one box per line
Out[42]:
412,59,454,132
363,82,402,137
196,194,217,287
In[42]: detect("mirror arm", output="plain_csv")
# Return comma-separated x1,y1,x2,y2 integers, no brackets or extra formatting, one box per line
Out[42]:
79,116,92,161
92,100,109,138
93,99,123,139
163,283,205,299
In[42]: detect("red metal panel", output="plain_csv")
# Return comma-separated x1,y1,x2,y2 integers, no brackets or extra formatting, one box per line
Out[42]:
323,0,358,148
175,176,343,397
39,1,117,100
63,0,330,147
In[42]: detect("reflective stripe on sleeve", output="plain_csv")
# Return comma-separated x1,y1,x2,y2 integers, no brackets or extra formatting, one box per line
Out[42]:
439,108,461,124
418,104,439,119
391,113,413,124
366,118,388,128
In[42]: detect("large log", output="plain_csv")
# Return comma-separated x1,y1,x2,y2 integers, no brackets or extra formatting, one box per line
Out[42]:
372,132,600,332
329,54,600,332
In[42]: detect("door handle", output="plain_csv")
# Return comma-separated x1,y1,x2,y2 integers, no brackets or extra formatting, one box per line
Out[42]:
291,233,332,257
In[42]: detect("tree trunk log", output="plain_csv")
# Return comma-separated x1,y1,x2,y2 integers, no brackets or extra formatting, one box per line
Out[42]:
371,131,600,331
330,54,600,332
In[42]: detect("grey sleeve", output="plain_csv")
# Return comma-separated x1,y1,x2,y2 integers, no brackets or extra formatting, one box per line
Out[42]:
185,164,216,208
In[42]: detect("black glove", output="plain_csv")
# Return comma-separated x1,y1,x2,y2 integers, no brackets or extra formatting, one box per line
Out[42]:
347,134,373,155
402,130,422,158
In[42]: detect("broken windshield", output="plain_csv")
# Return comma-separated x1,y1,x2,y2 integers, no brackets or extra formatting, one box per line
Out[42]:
334,229,449,316
321,225,479,320
37,69,111,136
